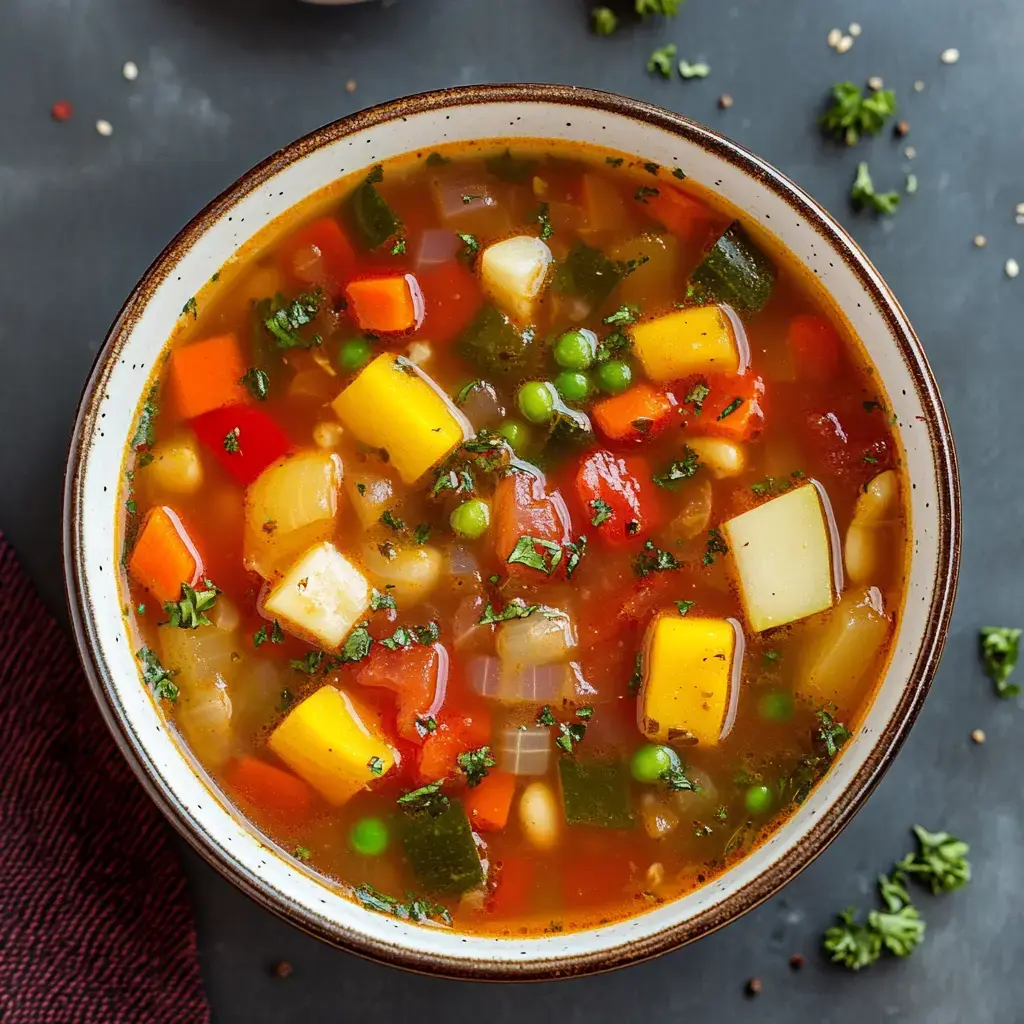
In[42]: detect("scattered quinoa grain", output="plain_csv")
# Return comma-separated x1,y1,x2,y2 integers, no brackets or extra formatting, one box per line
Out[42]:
827,28,842,48
346,78,357,93
903,145,916,159
1005,258,1020,279
974,235,987,248
789,953,806,970
95,119,113,137
746,978,762,997
940,48,960,65
868,75,884,91
271,960,293,978
971,728,986,744
51,100,73,121
122,60,139,81
848,22,862,37
718,93,733,109
913,79,925,92
836,34,854,53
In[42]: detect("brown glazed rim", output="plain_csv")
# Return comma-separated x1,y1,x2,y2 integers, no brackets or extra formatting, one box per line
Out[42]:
62,84,960,981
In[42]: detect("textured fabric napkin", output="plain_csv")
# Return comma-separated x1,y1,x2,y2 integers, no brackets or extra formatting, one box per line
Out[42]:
0,532,209,1024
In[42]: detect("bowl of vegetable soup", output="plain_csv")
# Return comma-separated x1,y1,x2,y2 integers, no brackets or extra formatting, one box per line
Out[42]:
63,84,958,978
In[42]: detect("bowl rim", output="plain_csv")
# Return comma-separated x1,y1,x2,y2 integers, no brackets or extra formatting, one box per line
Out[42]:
62,82,960,981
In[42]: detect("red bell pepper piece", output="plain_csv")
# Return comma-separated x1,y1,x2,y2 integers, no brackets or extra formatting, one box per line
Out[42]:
191,404,291,486
681,372,766,442
416,260,484,345
575,449,661,545
356,642,447,744
277,216,357,298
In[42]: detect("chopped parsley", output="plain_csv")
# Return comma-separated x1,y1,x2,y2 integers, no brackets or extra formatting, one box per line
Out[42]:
851,162,900,216
456,232,479,258
367,756,384,777
653,446,700,488
340,625,374,663
684,382,710,414
603,304,640,327
763,649,782,665
536,202,554,240
661,762,698,792
979,626,1021,697
370,589,397,612
424,151,450,167
365,164,384,184
131,384,159,450
290,651,325,675
182,296,198,319
816,707,852,758
537,706,557,727
605,156,624,168
416,716,438,737
260,288,324,349
390,237,407,256
413,523,432,545
379,510,406,532
253,619,285,647
397,781,449,815
223,427,240,454
643,162,660,176
702,528,729,566
240,367,269,401
556,720,587,754
590,498,614,526
633,539,680,578
820,81,898,146
353,884,452,926
678,60,710,79
672,167,687,179
457,746,496,787
647,43,677,78
675,600,695,616
136,647,178,701
478,600,542,625
293,845,311,862
461,193,484,205
635,184,661,202
717,397,744,421
564,536,588,579
896,825,971,894
628,651,643,694
508,535,563,574
164,580,219,629
591,6,617,34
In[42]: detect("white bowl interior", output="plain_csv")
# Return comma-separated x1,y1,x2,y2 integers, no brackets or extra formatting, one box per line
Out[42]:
70,93,951,973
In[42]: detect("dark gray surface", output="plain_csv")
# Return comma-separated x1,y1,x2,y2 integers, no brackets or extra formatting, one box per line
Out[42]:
1,0,1018,1020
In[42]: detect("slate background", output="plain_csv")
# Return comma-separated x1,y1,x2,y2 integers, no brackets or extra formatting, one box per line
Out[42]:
1,0,1020,1020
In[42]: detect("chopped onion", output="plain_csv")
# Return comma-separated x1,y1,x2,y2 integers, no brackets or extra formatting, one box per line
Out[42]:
499,662,572,703
449,545,480,578
433,173,498,222
452,593,489,651
415,228,461,269
458,381,505,430
159,624,242,697
467,655,501,698
178,678,234,769
496,725,551,775
497,610,576,673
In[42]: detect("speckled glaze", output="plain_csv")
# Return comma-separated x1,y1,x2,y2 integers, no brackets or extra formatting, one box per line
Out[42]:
62,85,959,980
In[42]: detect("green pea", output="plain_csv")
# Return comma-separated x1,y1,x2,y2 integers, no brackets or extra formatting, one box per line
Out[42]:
745,785,772,815
450,498,491,539
338,336,372,372
553,370,591,404
553,328,598,371
595,359,633,394
349,816,389,856
496,419,528,452
758,691,795,722
517,381,557,423
630,743,679,784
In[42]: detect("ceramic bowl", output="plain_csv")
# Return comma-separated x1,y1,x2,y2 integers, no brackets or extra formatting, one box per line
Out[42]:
63,84,959,980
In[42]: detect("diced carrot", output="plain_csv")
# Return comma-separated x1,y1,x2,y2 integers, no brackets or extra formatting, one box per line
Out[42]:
416,261,484,345
787,314,841,380
493,473,572,577
128,506,202,603
190,404,291,486
686,372,766,441
226,755,313,824
489,857,534,917
167,333,249,420
345,274,424,333
593,384,675,442
644,186,714,244
416,712,491,784
466,771,517,832
277,217,356,298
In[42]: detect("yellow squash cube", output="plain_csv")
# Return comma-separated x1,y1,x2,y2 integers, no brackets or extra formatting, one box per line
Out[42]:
722,481,839,633
268,685,395,806
331,353,467,484
638,615,741,746
630,305,744,382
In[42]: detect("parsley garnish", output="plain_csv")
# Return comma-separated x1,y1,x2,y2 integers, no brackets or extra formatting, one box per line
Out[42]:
293,845,311,862
260,289,324,349
633,539,680,577
717,397,743,420
628,652,643,694
556,720,587,754
590,498,614,526
397,781,449,815
591,6,617,34
456,232,479,258
536,202,554,240
896,826,972,894
816,707,852,758
461,193,484,205
979,626,1021,697
537,706,557,727
130,384,159,450
413,523,432,545
457,746,495,787
661,762,697,791
353,884,452,926
603,304,640,327
367,756,384,777
508,535,563,574
370,589,397,612
164,580,219,629
646,43,676,78
379,510,406,532
240,367,269,401
478,600,542,625
763,649,781,665
635,184,661,202
253,619,285,647
643,162,660,176
653,446,700,488
684,382,709,414
675,600,695,616
340,625,374,663
820,81,897,146
605,156,624,168
290,651,325,675
678,60,710,79
223,427,240,454
390,237,407,256
182,297,198,319
851,161,900,216
424,152,450,167
564,536,587,579
136,647,178,701
416,716,438,737
702,528,728,566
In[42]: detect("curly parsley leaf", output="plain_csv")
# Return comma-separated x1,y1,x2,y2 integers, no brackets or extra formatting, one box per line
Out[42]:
260,289,325,349
591,6,618,35
508,535,563,574
979,626,1021,698
633,539,680,578
397,781,449,815
590,498,614,526
820,81,897,146
851,161,901,216
253,619,285,647
653,446,700,488
897,825,971,894
136,647,179,702
457,746,496,787
164,580,219,629
816,707,852,758
240,367,269,401
702,528,728,566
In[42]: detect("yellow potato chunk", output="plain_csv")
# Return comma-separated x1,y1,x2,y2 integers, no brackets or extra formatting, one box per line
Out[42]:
630,305,743,382
269,686,395,805
638,615,740,746
331,353,467,484
263,541,370,650
722,482,838,633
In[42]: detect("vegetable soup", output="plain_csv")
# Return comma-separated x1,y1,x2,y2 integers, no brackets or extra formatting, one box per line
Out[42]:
119,140,906,936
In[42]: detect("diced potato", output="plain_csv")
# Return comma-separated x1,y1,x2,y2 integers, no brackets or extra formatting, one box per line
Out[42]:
358,541,443,607
479,235,553,325
344,470,394,530
722,481,839,632
800,587,891,708
844,470,900,584
143,432,204,495
518,780,561,851
686,437,746,479
638,614,741,746
268,685,395,805
263,541,370,650
331,354,467,484
630,305,745,382
244,450,343,579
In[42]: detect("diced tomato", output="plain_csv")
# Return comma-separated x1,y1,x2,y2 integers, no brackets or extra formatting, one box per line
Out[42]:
787,314,841,380
190,404,291,486
682,372,766,441
416,712,491,784
276,217,356,298
592,384,676,443
493,472,573,577
575,449,661,545
804,408,894,484
416,261,484,345
356,643,447,744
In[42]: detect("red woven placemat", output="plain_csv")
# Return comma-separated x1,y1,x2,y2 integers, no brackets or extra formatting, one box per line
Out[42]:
0,533,209,1024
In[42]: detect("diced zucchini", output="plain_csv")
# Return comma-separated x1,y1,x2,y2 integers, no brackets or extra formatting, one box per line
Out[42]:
263,541,370,650
457,304,543,381
345,180,401,250
480,235,553,325
553,241,623,307
331,353,467,484
630,304,743,382
484,148,538,183
638,614,739,746
558,758,633,829
690,222,776,314
722,481,838,632
400,800,484,894
268,685,395,805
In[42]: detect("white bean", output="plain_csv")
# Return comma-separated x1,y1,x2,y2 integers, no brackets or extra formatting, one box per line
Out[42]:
518,780,560,850
144,433,203,495
686,437,746,479
360,541,443,606
313,420,345,449
844,470,899,583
